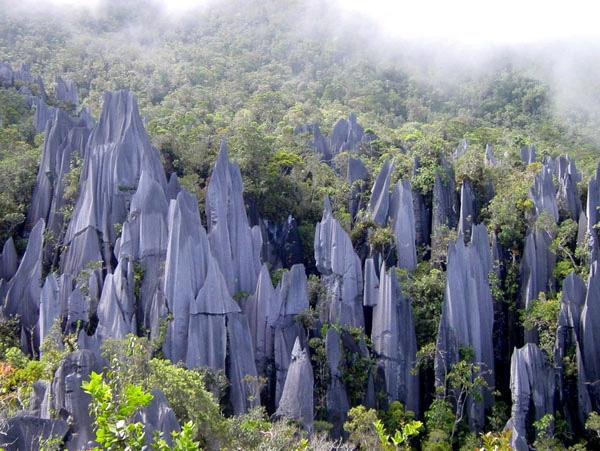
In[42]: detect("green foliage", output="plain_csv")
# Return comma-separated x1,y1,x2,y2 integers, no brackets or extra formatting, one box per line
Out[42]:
339,328,374,407
586,411,600,439
520,292,561,357
344,405,381,450
398,263,446,347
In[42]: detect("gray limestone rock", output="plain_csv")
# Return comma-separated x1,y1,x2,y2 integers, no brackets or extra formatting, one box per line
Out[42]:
435,224,494,430
371,262,419,414
330,112,372,155
4,220,45,338
347,157,369,219
585,166,600,262
33,97,58,133
227,312,260,414
580,261,600,409
554,156,582,220
520,145,537,165
0,237,18,281
432,160,458,246
39,274,60,343
275,338,314,431
0,416,69,451
55,76,79,105
166,172,182,200
457,179,476,241
484,144,497,166
520,228,556,310
206,140,260,295
325,328,350,437
314,197,364,327
163,189,210,364
529,165,559,222
51,350,100,450
389,180,417,270
186,255,240,369
136,389,180,446
368,160,393,226
363,257,379,307
295,123,331,161
277,263,309,316
508,344,555,451
62,90,166,276
0,61,14,86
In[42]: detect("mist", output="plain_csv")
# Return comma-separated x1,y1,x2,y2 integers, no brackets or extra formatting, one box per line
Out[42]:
4,0,600,142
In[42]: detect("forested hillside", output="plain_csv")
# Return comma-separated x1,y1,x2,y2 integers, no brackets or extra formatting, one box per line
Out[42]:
0,0,600,450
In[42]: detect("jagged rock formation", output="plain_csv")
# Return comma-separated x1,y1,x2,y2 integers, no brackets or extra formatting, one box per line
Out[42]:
257,215,303,270
529,164,559,222
580,261,600,410
347,157,369,220
389,180,417,270
457,179,475,241
520,145,537,165
275,338,314,431
363,257,379,307
55,76,79,105
325,328,350,437
508,344,556,451
315,197,364,327
0,417,69,451
61,89,167,276
296,113,374,161
431,159,458,249
520,227,556,310
435,224,494,430
2,219,45,350
585,166,600,262
371,262,419,414
368,160,393,225
0,237,18,281
206,140,261,295
553,155,582,220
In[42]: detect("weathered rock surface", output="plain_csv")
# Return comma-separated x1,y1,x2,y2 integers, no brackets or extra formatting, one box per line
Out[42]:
520,227,556,310
435,224,494,430
258,216,304,270
457,179,475,241
363,257,379,307
315,197,364,327
325,328,350,437
529,165,559,222
371,263,419,414
368,160,393,225
0,237,18,281
206,140,260,295
431,159,458,247
580,261,600,409
55,76,79,105
389,180,417,270
275,338,314,431
0,416,69,451
585,166,600,262
508,344,555,451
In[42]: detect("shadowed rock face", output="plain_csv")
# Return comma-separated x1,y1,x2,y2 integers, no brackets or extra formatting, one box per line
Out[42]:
529,165,559,222
520,227,556,311
389,180,417,270
258,215,304,270
206,140,261,295
325,328,350,437
435,224,494,431
363,257,379,307
3,219,45,348
0,417,69,451
163,189,210,365
0,237,18,281
315,197,364,327
553,155,582,220
458,179,475,242
347,157,369,220
581,262,600,410
55,76,79,106
275,337,314,431
135,389,180,447
520,145,537,165
50,350,100,450
586,166,600,262
508,344,555,451
62,89,166,276
33,98,58,133
371,262,419,414
432,160,458,248
294,123,332,161
368,160,393,226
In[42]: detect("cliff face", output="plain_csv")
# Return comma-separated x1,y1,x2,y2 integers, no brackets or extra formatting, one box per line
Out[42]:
1,62,599,449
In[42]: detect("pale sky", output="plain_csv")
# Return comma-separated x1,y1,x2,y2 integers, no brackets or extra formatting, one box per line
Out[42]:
44,0,600,44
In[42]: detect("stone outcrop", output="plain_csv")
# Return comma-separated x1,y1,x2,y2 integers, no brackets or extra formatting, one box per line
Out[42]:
389,180,417,270
258,216,304,270
507,344,556,451
431,159,458,248
205,140,261,295
371,262,419,414
0,417,69,451
325,328,350,437
580,261,600,410
275,338,314,431
457,179,475,241
520,227,556,310
55,76,79,105
314,197,364,327
435,224,494,430
0,237,18,281
368,160,392,225
529,165,559,222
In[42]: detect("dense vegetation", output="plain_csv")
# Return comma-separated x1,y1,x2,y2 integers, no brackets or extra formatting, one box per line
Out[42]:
1,0,600,450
